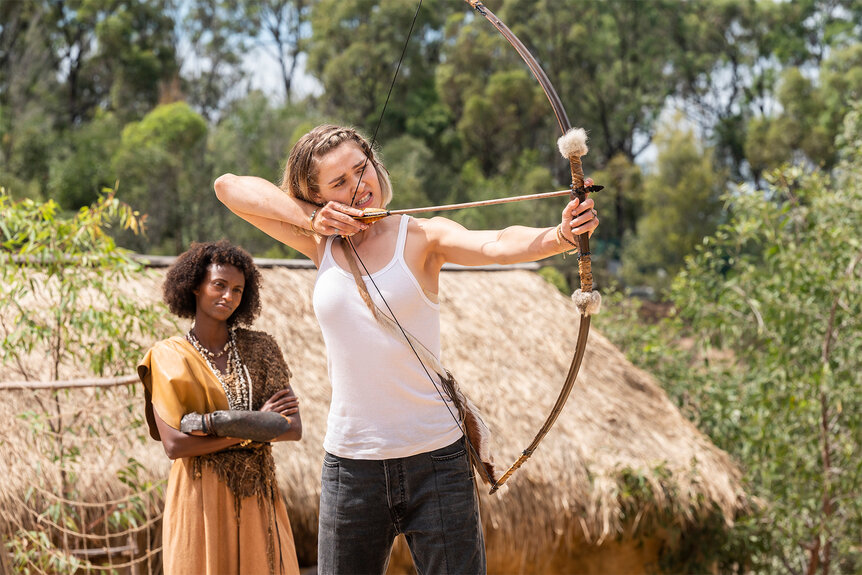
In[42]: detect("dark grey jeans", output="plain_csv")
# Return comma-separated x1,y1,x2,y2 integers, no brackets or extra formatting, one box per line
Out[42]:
317,436,486,575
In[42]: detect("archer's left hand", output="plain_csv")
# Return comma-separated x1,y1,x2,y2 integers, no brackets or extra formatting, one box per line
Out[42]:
561,177,599,242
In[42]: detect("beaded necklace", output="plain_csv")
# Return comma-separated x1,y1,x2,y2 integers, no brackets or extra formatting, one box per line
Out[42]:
186,327,252,411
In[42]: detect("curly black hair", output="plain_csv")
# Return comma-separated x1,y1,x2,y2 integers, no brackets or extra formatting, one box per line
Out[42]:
163,240,262,326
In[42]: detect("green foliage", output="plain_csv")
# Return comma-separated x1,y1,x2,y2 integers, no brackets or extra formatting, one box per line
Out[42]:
1,0,177,209
209,92,306,182
6,530,91,574
205,94,317,257
4,0,177,126
457,69,547,175
621,118,725,296
670,111,862,572
2,0,861,267
445,150,557,232
381,134,436,210
182,0,256,119
93,0,178,121
537,265,569,294
0,187,166,379
595,295,781,572
112,102,209,254
307,0,452,140
0,104,58,197
745,45,862,175
588,153,644,272
499,0,724,166
48,112,122,210
597,109,862,569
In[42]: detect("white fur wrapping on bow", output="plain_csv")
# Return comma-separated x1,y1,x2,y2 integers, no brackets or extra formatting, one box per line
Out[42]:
557,127,589,159
572,289,603,317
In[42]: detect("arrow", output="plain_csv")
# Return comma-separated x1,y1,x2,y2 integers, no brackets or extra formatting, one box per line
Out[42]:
353,185,603,222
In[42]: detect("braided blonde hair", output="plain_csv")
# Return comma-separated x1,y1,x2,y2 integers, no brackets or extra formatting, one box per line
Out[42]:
280,125,393,216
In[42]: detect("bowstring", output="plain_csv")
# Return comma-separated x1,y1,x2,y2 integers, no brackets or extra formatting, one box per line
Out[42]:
349,0,422,208
343,0,496,487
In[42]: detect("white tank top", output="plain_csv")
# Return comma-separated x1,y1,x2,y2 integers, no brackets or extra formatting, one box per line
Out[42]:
313,216,462,459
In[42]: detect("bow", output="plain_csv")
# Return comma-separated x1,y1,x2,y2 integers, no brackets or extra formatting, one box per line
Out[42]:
464,0,601,494
346,0,601,494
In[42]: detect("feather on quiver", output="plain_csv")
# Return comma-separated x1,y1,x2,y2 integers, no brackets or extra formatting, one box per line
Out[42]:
339,239,500,488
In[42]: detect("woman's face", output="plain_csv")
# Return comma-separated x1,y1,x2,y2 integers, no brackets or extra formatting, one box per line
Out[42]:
315,141,382,210
193,263,245,323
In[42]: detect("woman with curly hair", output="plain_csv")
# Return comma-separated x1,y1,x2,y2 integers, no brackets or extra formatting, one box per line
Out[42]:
214,125,599,574
137,240,302,575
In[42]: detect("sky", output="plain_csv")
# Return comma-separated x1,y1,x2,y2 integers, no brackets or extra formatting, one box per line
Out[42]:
242,46,323,103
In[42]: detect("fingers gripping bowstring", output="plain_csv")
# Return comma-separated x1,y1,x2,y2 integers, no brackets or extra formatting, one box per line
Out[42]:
343,0,496,487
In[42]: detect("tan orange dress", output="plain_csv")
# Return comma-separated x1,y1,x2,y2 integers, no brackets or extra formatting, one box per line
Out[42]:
138,329,300,575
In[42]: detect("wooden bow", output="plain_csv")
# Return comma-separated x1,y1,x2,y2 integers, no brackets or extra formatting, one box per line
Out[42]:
464,0,602,494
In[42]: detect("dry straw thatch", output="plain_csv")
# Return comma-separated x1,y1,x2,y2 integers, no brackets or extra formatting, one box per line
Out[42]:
1,263,748,573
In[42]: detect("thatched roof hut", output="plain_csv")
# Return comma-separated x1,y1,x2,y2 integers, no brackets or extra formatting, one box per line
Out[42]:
0,261,748,574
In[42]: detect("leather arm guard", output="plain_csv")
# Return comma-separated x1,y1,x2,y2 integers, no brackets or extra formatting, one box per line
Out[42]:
180,410,291,442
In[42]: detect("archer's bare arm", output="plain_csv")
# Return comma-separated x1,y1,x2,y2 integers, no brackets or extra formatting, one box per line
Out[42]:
423,195,598,268
214,174,322,261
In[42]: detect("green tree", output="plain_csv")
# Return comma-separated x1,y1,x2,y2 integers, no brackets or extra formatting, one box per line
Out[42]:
47,111,122,210
0,103,58,200
8,0,177,125
380,134,435,210
181,0,254,121
588,153,643,267
435,9,551,175
680,0,862,182
0,1,61,197
746,45,862,175
621,119,725,295
672,107,862,573
497,0,723,167
209,92,306,181
207,92,318,257
437,0,730,275
456,69,547,175
0,0,177,201
306,0,451,140
94,0,178,122
246,0,311,104
112,102,208,254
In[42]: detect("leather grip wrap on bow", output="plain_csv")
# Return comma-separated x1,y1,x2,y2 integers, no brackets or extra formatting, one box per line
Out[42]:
466,0,600,494
558,128,594,294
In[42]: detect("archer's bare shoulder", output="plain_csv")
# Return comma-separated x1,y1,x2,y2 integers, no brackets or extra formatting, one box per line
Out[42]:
411,215,467,241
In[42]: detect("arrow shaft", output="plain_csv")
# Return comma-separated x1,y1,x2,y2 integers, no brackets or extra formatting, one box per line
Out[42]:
355,187,604,222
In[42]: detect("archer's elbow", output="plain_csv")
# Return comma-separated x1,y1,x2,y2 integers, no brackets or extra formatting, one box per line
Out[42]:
214,173,238,204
